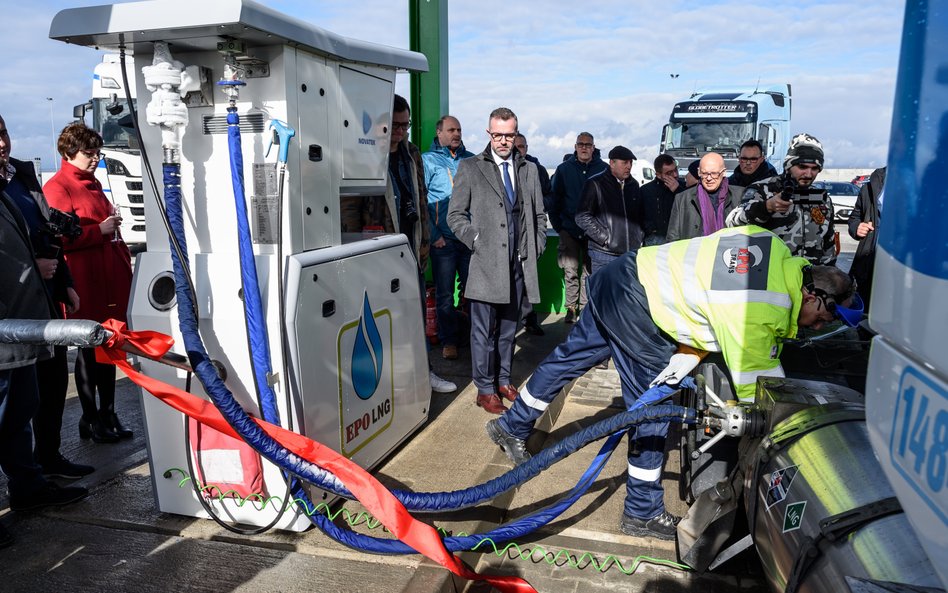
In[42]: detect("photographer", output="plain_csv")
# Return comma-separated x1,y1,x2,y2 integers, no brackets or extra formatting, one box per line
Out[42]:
0,116,93,481
726,133,836,265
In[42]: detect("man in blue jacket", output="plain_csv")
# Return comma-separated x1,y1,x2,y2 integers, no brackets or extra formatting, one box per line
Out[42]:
549,133,607,323
423,115,474,360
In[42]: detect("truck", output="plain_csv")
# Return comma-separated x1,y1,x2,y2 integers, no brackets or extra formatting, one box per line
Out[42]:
659,84,792,175
73,53,146,246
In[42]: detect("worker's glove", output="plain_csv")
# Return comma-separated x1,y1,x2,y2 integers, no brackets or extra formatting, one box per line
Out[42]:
649,353,701,388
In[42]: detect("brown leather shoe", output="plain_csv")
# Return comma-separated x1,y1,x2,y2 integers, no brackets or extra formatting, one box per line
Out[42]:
476,394,508,414
498,384,519,402
442,344,458,360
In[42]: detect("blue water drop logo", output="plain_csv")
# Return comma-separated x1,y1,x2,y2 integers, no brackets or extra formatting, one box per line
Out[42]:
362,110,372,135
351,292,383,399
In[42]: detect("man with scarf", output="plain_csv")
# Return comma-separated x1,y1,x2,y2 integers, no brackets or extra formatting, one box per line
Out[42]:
726,133,836,265
666,152,743,242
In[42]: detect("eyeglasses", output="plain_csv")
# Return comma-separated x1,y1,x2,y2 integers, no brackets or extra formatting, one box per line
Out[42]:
699,170,726,179
816,296,838,320
739,156,762,163
80,150,103,160
488,131,517,142
575,142,594,148
392,120,411,131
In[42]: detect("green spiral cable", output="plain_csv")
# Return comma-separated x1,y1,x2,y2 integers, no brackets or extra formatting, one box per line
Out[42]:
163,468,692,575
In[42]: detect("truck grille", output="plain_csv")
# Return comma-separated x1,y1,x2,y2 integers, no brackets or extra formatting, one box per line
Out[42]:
131,208,145,216
126,181,143,191
128,194,144,204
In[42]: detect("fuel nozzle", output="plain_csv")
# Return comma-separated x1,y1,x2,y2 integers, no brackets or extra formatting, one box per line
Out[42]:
218,54,246,104
693,403,766,460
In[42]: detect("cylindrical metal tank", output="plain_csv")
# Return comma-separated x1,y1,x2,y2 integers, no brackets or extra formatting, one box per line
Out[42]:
744,404,941,593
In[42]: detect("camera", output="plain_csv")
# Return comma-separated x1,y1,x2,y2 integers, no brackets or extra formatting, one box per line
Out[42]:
769,177,826,206
43,208,82,240
400,195,419,225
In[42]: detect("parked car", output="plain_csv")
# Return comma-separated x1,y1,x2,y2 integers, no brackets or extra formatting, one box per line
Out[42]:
852,174,871,187
814,181,861,222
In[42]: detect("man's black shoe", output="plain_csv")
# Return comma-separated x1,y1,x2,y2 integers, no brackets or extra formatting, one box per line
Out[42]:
40,454,95,480
486,419,532,465
0,522,12,549
9,482,88,512
564,307,578,324
523,320,545,336
619,510,680,541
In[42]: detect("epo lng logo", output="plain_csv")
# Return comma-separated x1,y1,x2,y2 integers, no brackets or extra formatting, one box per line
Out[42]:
337,292,393,456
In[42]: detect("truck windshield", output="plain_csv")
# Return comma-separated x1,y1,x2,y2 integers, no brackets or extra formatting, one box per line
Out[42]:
92,98,138,149
664,122,753,156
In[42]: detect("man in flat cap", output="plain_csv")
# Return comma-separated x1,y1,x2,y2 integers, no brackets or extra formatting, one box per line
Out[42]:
575,145,645,275
726,133,836,265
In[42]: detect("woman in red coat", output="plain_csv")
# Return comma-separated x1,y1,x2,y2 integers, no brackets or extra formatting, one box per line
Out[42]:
45,123,133,443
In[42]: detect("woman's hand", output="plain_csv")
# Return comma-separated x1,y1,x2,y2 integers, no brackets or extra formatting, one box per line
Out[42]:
99,215,122,236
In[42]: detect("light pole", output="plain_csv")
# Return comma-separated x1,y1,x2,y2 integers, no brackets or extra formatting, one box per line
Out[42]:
46,97,58,171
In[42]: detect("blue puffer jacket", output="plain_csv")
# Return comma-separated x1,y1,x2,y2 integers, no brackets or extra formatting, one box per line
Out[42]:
550,151,607,239
422,138,474,243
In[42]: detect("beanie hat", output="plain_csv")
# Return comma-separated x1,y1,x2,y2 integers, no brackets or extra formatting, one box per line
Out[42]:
608,145,636,161
784,133,824,170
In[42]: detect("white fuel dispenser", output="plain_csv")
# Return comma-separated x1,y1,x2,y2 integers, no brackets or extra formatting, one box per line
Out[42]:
50,0,432,531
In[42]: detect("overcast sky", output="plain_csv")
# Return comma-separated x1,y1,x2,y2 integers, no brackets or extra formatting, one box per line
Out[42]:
1,0,905,171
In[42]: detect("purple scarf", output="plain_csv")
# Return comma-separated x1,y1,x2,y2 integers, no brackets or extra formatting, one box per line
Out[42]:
697,177,730,236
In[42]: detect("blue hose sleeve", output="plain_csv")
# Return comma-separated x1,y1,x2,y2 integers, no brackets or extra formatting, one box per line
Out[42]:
226,108,280,426
301,405,696,554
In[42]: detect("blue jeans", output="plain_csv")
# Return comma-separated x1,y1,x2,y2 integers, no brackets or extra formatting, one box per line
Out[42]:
0,365,45,496
588,249,619,277
430,237,471,347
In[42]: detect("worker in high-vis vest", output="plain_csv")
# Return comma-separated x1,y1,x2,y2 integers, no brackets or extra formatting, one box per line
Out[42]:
486,225,862,540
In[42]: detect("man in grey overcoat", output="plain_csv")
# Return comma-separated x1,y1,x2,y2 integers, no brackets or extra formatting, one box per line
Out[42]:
447,107,547,414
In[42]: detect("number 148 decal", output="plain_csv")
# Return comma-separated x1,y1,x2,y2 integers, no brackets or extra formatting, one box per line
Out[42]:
890,367,948,523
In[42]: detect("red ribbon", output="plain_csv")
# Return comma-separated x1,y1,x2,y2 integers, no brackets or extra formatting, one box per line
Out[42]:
97,320,536,593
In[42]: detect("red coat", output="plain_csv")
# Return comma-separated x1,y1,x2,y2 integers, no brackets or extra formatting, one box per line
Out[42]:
44,161,133,324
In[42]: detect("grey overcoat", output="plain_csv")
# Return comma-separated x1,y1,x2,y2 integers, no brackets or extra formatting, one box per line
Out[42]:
447,146,547,304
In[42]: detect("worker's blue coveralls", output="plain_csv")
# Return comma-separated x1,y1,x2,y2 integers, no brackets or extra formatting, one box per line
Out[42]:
498,250,676,521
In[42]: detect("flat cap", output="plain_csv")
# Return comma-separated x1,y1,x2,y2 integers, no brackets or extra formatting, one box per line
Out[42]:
608,145,636,161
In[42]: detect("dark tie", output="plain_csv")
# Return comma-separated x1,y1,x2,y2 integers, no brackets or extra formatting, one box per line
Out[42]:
502,162,515,205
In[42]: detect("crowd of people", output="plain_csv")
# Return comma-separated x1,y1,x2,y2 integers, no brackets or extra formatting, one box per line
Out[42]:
422,114,873,539
1,97,884,548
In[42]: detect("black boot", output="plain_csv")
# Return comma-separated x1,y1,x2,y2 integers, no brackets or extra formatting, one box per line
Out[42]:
78,416,120,444
102,412,133,439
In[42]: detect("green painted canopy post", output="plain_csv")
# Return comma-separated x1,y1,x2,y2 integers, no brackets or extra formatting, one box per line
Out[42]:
408,0,448,153
537,231,566,314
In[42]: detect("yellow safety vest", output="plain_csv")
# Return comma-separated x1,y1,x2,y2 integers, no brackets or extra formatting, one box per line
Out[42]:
637,225,809,401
